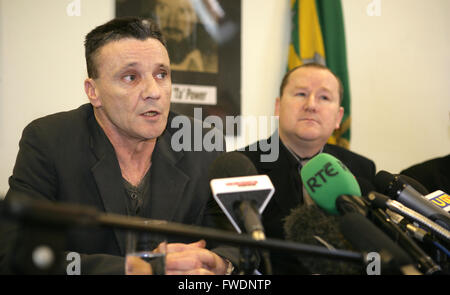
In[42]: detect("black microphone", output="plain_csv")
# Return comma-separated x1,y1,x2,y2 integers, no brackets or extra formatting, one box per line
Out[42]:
235,201,265,240
398,175,429,195
320,181,440,274
208,152,275,274
340,212,421,275
208,152,273,240
375,170,450,230
357,178,442,274
283,205,362,274
366,191,450,243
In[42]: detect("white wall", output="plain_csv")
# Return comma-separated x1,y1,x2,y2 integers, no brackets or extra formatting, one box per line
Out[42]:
0,0,115,196
342,0,450,175
1,0,449,196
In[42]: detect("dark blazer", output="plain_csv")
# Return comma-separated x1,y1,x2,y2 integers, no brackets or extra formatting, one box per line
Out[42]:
401,154,450,194
240,132,376,274
1,104,235,274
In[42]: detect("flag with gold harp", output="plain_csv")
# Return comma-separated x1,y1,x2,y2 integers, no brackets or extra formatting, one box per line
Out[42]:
288,0,351,148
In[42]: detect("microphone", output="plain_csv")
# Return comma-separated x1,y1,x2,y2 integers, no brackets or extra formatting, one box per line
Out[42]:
361,177,438,242
425,190,450,213
208,152,274,240
299,153,426,274
394,174,450,217
398,175,429,195
283,204,362,274
374,170,450,230
300,153,361,215
300,153,374,218
208,152,274,274
357,178,443,274
340,212,421,275
366,191,450,243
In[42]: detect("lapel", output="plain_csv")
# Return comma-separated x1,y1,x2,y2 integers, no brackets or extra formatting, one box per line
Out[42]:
258,132,302,213
322,144,334,158
87,114,128,255
145,129,190,221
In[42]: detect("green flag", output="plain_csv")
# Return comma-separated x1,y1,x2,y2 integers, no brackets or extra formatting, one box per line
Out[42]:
288,0,351,148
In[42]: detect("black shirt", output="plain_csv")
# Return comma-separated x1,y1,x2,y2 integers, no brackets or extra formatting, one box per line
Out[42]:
123,168,151,217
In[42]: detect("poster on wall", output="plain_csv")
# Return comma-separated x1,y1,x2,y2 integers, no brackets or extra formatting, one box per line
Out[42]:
116,0,241,135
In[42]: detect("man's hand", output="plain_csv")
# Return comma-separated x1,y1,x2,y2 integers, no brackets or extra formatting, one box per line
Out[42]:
125,256,153,275
165,240,228,275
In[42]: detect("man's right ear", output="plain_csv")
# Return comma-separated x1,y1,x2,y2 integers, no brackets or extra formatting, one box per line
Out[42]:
274,97,281,116
84,78,101,108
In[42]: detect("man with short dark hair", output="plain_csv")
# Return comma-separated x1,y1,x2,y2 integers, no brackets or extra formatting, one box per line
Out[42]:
0,17,236,275
241,63,376,274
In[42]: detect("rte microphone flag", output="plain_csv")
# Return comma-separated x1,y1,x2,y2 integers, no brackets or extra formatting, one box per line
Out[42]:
300,153,361,215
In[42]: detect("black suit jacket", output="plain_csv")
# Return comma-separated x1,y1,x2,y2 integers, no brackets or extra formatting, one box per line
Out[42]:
240,132,376,274
1,104,236,274
401,154,450,193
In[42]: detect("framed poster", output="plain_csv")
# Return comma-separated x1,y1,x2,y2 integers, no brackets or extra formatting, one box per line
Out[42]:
116,0,241,134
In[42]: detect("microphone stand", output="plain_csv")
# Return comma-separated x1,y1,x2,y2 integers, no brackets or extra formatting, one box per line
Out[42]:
1,196,364,274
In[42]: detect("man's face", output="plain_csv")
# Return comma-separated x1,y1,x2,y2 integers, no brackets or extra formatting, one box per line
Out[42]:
155,0,197,42
86,38,171,142
275,67,344,148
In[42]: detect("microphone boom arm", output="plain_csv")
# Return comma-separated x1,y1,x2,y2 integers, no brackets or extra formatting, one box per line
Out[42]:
1,196,364,265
